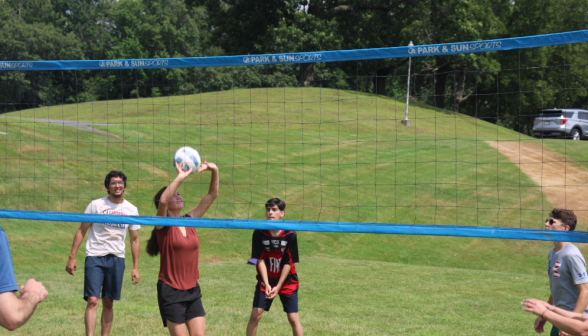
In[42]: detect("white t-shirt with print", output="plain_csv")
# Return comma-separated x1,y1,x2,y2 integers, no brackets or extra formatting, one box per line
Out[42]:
84,197,140,258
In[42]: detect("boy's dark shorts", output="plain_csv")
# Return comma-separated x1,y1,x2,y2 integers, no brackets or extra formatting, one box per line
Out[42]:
157,280,206,327
252,285,298,313
84,254,125,301
550,325,560,336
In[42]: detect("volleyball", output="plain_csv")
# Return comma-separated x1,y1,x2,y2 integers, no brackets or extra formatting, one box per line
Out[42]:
173,146,201,172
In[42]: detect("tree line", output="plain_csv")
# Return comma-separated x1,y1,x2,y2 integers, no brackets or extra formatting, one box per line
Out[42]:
1,0,588,133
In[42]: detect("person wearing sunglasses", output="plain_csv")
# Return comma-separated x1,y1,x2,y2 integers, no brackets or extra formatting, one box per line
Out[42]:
65,170,141,336
530,209,588,336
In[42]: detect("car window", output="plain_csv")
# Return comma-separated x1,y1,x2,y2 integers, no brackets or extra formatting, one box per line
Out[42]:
579,112,588,120
540,111,563,118
539,111,576,118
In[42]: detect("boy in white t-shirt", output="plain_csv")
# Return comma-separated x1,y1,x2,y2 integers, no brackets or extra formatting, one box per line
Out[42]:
65,171,140,336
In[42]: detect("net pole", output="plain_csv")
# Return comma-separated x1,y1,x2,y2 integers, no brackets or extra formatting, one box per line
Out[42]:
403,41,414,126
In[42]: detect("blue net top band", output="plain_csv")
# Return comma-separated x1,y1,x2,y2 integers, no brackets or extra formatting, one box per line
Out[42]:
1,29,587,71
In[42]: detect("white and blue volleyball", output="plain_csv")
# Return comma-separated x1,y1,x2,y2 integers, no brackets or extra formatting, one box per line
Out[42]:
173,146,201,172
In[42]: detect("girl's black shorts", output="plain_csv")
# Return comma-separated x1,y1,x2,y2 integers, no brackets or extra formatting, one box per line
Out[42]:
157,280,206,327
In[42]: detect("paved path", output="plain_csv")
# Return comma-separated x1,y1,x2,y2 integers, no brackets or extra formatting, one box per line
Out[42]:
487,141,588,223
1,117,120,138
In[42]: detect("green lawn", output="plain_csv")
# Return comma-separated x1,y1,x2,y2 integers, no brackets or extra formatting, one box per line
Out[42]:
0,87,576,334
2,222,556,335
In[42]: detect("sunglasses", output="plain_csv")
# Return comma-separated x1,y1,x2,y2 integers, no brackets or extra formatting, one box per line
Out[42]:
545,218,555,225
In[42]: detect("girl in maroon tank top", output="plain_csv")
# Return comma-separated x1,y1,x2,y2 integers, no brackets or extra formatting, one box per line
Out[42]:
146,159,219,336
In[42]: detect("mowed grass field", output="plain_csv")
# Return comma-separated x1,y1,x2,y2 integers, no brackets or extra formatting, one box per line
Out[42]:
1,87,587,334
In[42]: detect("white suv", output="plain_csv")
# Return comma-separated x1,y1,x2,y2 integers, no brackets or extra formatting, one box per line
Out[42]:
533,108,588,140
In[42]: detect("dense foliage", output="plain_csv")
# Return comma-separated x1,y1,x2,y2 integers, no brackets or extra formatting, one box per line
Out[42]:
1,0,587,133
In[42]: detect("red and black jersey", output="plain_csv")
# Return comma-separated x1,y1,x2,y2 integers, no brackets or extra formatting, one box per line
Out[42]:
251,229,299,295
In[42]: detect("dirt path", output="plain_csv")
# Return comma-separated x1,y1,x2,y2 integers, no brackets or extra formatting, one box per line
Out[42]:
487,141,588,223
1,117,121,138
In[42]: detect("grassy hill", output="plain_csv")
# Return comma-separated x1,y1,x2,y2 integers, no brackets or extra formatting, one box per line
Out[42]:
0,88,570,335
0,87,550,227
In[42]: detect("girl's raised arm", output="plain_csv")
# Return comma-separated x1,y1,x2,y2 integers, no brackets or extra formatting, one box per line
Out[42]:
187,158,219,218
156,162,193,218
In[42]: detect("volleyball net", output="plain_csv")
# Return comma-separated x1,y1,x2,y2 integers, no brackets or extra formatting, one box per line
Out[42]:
2,30,588,241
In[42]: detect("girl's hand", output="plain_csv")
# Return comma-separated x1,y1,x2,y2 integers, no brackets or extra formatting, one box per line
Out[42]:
175,161,193,180
522,299,552,317
197,157,217,173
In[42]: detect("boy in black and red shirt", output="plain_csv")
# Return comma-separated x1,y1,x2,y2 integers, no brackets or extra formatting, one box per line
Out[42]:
246,198,303,336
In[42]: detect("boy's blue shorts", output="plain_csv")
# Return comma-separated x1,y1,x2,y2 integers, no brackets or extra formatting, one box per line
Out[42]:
84,254,125,301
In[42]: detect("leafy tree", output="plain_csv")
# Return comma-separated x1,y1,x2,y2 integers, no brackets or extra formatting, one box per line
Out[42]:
52,0,113,60
0,0,64,25
0,19,84,110
400,0,509,112
202,0,300,55
300,0,420,94
1,0,587,136
0,1,12,22
271,11,341,86
487,0,588,133
81,0,207,100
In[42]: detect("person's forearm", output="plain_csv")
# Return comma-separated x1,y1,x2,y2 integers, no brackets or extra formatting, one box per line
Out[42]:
0,292,39,331
550,305,588,320
131,238,140,269
573,290,588,314
274,264,291,291
68,228,85,259
257,259,271,288
207,167,219,197
156,176,184,216
543,309,588,336
187,167,219,218
162,176,184,203
14,292,39,328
